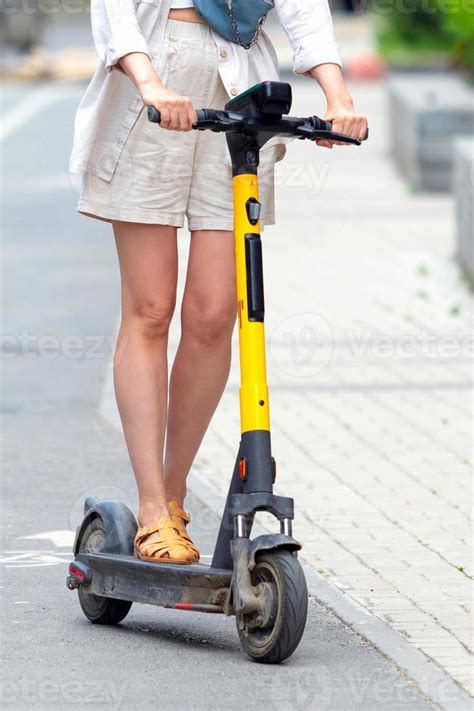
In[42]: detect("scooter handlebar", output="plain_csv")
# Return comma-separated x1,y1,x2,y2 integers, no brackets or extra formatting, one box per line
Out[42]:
147,107,207,124
147,106,161,123
147,106,368,142
309,116,369,141
309,116,333,133
148,106,326,130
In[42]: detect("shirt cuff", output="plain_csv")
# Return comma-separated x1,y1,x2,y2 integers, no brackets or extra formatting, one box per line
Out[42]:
293,37,343,76
104,32,151,71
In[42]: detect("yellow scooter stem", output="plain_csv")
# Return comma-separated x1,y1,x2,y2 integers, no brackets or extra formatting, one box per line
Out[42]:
233,173,270,434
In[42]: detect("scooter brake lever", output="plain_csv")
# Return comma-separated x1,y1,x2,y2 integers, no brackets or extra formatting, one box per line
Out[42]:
295,124,361,145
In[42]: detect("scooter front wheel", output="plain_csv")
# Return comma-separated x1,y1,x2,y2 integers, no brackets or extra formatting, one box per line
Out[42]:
236,549,308,663
77,517,132,625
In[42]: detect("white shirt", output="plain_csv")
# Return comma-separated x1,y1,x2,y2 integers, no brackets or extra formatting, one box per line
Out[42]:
70,0,342,180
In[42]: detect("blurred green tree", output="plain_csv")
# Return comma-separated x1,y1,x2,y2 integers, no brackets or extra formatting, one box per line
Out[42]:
375,0,474,75
442,0,474,74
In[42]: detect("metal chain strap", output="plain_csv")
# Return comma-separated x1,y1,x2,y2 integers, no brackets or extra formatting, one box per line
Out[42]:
225,0,267,49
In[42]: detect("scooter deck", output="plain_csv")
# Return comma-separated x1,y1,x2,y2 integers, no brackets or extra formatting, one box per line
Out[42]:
75,552,232,612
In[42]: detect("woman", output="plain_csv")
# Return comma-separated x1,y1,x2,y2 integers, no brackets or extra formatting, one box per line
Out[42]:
70,0,367,564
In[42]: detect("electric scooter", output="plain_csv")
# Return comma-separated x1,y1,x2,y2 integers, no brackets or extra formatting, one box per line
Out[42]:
68,81,366,664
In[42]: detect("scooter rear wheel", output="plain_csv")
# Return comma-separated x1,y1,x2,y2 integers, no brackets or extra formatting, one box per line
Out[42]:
77,517,132,625
236,549,308,663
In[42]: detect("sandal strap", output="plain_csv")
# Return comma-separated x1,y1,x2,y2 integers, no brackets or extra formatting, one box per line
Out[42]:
168,500,191,524
135,517,181,546
139,538,186,558
167,503,200,560
181,537,199,556
135,517,190,561
179,528,198,548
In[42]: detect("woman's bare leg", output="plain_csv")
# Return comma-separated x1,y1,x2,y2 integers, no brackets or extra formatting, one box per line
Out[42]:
164,229,236,504
113,221,178,526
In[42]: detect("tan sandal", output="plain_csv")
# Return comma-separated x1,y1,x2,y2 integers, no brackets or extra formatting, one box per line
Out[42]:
134,517,192,564
169,501,200,562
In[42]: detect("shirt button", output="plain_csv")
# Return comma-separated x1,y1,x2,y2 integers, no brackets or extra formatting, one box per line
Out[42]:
230,87,238,96
219,48,228,58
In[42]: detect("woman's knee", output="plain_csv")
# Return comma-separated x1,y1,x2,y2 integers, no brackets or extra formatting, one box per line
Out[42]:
123,298,176,339
182,300,236,347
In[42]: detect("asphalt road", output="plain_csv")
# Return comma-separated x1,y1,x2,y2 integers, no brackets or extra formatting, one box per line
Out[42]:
1,82,436,710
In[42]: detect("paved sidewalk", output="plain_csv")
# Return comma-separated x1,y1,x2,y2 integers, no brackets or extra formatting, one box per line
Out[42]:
174,78,472,695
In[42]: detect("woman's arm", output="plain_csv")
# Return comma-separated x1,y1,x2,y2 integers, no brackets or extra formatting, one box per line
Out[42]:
118,53,196,130
310,63,368,148
91,0,151,70
273,0,341,74
90,0,195,130
273,0,367,148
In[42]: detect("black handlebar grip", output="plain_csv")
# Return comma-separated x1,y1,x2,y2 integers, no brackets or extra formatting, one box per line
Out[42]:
195,109,207,122
312,115,369,141
147,107,208,127
147,107,161,123
311,116,333,132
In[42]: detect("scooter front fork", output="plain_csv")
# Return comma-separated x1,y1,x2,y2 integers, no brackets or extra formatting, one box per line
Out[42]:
236,515,293,538
230,536,272,625
229,506,298,620
211,429,291,570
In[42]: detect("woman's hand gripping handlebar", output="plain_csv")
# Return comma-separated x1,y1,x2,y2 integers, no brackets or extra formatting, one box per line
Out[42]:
147,107,243,131
294,116,368,145
147,107,368,145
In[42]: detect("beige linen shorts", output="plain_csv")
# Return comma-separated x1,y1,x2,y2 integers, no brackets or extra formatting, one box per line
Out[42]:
78,19,279,231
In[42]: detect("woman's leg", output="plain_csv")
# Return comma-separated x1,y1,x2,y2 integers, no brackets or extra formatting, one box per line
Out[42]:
164,229,236,503
113,221,178,527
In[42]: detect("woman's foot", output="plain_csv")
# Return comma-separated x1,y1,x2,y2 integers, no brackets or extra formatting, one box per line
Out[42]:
168,501,200,562
134,516,193,564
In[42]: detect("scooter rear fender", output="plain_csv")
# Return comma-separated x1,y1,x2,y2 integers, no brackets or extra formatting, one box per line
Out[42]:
73,499,137,556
